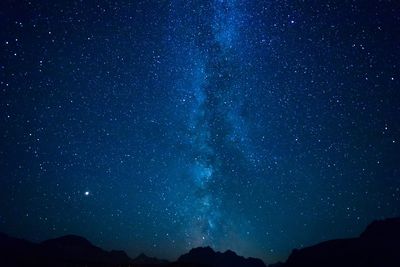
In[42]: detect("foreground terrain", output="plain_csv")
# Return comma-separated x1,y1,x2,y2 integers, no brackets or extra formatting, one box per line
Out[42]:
1,217,399,267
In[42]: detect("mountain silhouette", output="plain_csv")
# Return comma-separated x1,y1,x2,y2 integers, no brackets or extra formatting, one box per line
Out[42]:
1,217,399,267
133,253,169,264
39,234,132,264
0,232,39,266
0,232,134,266
284,217,400,267
178,246,266,267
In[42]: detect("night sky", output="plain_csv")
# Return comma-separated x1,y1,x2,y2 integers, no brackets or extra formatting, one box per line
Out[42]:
1,0,400,264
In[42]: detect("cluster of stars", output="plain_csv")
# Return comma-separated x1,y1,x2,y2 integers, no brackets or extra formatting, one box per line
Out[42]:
0,0,399,264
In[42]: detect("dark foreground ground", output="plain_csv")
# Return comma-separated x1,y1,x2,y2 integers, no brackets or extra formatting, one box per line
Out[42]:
1,217,399,267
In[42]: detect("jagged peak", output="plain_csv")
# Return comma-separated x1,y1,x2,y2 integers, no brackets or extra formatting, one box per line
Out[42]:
189,246,215,254
134,252,152,260
223,249,238,256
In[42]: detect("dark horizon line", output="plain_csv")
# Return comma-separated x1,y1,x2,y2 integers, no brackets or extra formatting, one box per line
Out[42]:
2,216,399,265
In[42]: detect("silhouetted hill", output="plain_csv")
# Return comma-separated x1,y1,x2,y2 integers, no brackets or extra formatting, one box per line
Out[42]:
268,262,284,267
110,249,132,264
1,217,399,267
284,217,400,267
0,232,36,253
41,234,94,247
0,233,134,266
360,217,400,241
133,252,169,264
0,232,40,266
39,234,132,265
178,246,266,267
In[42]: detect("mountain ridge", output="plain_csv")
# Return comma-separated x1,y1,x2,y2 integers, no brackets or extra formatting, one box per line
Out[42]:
283,217,400,267
178,246,266,267
0,217,399,267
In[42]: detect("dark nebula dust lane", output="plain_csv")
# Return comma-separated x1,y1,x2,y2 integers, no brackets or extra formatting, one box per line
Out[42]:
163,0,259,251
0,0,400,263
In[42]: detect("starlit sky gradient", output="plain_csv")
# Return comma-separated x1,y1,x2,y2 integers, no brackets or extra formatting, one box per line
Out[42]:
0,0,399,264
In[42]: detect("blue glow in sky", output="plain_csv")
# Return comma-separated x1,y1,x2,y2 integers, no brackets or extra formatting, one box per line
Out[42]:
0,0,399,264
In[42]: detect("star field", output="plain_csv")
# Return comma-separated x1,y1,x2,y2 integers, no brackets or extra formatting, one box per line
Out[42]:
0,0,400,263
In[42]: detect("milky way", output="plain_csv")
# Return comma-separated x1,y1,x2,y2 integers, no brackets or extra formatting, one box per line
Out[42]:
1,0,400,263
164,0,262,252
